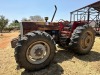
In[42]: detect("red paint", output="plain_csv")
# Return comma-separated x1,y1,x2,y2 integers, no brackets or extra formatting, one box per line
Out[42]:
71,22,79,33
59,22,64,31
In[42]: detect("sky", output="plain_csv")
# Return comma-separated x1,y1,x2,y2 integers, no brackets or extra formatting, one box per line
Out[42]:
0,0,99,22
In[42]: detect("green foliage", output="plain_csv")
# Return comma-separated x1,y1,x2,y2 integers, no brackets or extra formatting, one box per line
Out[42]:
0,15,9,33
21,15,44,22
29,15,44,22
9,20,20,28
4,27,13,32
6,20,20,32
21,18,30,21
0,15,45,33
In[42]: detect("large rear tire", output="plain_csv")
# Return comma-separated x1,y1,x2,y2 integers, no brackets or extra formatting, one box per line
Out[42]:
15,31,56,71
69,25,95,55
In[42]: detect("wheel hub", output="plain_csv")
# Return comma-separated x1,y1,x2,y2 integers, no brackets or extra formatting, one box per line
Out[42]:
35,48,43,56
81,31,93,49
84,36,91,47
26,41,50,64
30,44,46,60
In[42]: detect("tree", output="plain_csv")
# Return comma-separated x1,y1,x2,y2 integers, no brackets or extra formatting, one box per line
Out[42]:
9,20,20,28
21,15,44,22
8,20,20,32
29,15,44,22
0,15,9,33
3,27,13,32
21,18,30,21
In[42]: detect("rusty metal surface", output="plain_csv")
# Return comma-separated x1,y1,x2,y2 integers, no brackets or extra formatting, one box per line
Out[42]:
71,1,100,13
22,22,59,35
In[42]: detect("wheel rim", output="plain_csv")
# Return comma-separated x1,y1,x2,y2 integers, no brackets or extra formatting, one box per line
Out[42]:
26,41,50,64
80,31,93,50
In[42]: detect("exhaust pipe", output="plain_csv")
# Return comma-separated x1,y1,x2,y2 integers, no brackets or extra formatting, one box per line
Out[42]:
51,5,57,22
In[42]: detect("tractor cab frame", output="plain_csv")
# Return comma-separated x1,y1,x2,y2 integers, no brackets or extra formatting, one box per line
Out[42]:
70,1,100,34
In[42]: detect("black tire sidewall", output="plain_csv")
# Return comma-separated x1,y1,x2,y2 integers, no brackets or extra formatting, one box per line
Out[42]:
16,32,56,71
77,27,95,54
69,25,95,55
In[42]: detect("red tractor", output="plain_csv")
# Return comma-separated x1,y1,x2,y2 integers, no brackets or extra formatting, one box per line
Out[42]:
11,1,100,71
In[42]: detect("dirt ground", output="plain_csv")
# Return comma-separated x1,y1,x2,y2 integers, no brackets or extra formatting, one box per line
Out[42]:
0,31,100,75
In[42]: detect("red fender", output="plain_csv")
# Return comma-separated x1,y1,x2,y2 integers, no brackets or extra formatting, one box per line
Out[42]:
59,22,64,31
71,22,79,33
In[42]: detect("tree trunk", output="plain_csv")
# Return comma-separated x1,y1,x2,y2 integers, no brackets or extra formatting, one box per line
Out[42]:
0,30,3,36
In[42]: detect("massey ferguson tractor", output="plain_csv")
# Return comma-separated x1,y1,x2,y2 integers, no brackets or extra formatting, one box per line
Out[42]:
11,1,100,71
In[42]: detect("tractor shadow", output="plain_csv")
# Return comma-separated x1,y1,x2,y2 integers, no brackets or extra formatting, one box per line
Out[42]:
21,62,64,75
21,64,64,75
74,50,100,62
21,49,100,75
54,49,74,63
96,34,100,37
21,50,73,75
55,49,100,62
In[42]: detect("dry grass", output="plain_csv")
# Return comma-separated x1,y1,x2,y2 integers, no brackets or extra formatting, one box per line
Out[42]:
0,31,100,75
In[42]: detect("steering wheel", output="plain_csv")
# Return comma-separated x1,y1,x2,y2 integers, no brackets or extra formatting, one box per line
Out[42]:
58,19,65,22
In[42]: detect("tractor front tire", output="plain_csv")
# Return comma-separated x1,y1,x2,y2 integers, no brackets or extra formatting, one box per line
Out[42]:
69,25,95,55
15,31,56,71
